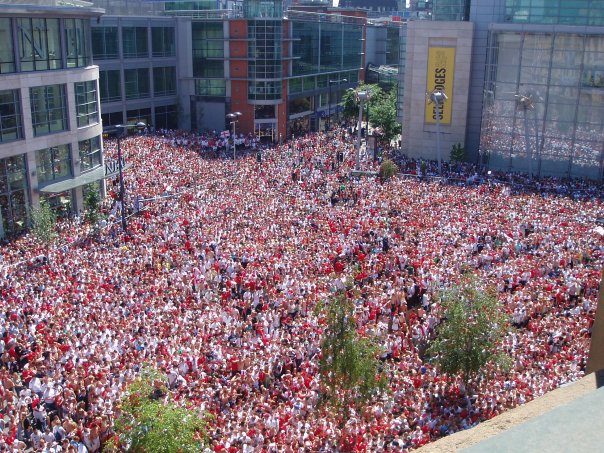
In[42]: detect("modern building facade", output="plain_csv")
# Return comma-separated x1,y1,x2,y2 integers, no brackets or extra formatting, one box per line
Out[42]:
91,0,368,140
91,14,179,130
399,20,474,161
0,0,104,237
476,0,604,179
397,0,604,179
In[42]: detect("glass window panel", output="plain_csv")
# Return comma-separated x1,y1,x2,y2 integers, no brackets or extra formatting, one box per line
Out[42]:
78,136,102,172
292,22,319,76
194,79,225,97
91,27,118,59
192,22,224,78
101,111,123,127
65,19,90,68
126,108,151,127
124,68,150,99
75,81,99,127
17,18,63,71
123,27,148,58
0,89,23,143
99,70,122,102
36,144,72,184
30,84,68,136
152,27,175,57
155,104,178,130
0,18,16,73
153,66,176,97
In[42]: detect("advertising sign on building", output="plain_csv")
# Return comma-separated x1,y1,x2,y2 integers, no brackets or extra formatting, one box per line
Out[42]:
425,47,455,125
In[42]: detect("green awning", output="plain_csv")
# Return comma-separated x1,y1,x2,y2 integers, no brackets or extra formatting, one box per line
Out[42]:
39,163,131,193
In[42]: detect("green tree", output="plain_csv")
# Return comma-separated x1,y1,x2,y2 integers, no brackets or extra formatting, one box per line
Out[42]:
368,86,401,145
341,84,384,122
84,187,102,227
450,142,466,162
30,199,57,244
379,158,399,181
317,293,387,422
427,279,511,389
108,368,211,452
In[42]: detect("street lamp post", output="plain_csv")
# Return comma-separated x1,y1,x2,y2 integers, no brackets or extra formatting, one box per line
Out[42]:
327,78,347,132
226,112,242,160
427,89,448,175
355,90,370,171
115,121,146,233
515,94,535,180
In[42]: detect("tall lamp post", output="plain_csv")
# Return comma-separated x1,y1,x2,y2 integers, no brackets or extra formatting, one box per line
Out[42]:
515,94,535,180
115,121,146,233
327,78,347,131
226,111,242,160
427,89,448,175
355,90,370,171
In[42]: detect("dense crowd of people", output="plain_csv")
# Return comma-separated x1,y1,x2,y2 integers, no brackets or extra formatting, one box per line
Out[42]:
1,128,602,452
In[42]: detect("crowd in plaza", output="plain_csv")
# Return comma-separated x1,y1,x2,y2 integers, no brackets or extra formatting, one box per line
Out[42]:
1,128,603,452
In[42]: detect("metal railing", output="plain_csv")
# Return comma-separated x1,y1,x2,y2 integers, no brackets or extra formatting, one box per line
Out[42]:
1,0,94,6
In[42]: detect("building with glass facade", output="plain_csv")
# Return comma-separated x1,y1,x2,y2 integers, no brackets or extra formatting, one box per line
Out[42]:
91,0,367,139
474,0,604,179
397,0,604,179
0,1,104,237
91,14,178,130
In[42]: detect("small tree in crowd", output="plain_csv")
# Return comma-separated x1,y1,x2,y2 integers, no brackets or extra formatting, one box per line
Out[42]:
84,188,102,228
450,142,466,162
317,293,387,422
379,159,399,181
368,86,401,145
107,368,211,452
30,199,57,244
427,278,511,389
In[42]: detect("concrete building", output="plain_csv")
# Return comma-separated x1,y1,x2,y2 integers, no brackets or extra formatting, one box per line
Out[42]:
399,20,474,161
396,0,604,179
90,0,371,140
0,0,104,237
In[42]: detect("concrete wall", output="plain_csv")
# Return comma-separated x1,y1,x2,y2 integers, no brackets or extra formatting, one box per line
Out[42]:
401,20,474,162
466,0,506,162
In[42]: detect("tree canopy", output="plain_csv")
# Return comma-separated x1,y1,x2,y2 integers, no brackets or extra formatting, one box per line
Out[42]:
30,199,57,244
107,368,211,452
426,278,511,387
317,292,387,421
341,83,401,144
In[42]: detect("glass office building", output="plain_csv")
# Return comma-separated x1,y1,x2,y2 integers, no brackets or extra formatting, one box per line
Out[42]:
476,0,604,179
0,1,104,237
504,0,604,26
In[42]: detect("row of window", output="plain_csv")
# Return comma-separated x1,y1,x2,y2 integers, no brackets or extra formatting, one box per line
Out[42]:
292,21,363,77
0,82,98,144
99,67,176,102
100,105,178,131
34,136,102,185
289,71,358,95
92,26,176,60
0,17,91,74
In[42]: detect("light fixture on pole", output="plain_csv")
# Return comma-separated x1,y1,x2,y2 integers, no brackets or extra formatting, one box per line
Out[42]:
355,90,370,171
327,78,347,132
226,111,242,160
427,89,448,175
114,121,146,233
515,93,535,180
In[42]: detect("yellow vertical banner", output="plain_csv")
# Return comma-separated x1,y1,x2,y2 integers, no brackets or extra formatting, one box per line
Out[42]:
425,47,455,124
